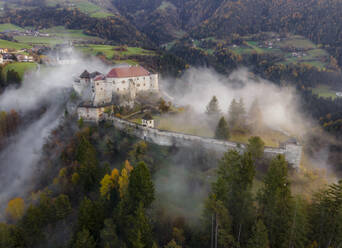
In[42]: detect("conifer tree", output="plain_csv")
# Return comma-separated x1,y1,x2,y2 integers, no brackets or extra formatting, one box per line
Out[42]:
228,98,246,129
215,117,230,140
246,220,269,248
76,134,100,191
74,229,96,248
257,155,293,248
206,96,221,119
128,161,155,209
249,99,263,132
309,181,342,247
212,151,256,246
247,136,265,160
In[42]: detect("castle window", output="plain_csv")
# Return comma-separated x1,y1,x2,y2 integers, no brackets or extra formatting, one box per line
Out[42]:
144,84,146,86
137,84,140,87
122,81,125,84
117,88,119,91
97,83,99,85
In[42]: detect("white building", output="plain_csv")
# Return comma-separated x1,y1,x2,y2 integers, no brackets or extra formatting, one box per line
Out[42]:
75,65,159,121
74,65,159,106
142,113,154,128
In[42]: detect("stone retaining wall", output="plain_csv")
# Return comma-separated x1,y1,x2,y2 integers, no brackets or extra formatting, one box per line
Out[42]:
108,116,302,169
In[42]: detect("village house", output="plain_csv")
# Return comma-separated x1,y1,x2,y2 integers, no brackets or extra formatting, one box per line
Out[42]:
0,48,8,54
2,53,15,63
16,54,34,62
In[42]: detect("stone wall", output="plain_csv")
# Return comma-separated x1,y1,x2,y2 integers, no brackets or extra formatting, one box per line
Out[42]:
108,116,302,169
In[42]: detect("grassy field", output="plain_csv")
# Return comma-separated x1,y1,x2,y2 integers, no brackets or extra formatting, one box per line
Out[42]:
76,44,155,59
0,39,31,50
46,0,113,18
90,11,114,18
278,38,315,49
40,26,92,39
12,26,102,45
311,85,339,99
227,34,330,70
2,62,37,81
14,36,66,45
0,23,24,32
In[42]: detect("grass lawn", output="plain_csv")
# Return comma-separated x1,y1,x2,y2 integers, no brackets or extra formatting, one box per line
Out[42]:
0,23,24,32
14,36,66,45
0,39,31,50
114,59,139,65
278,38,316,49
74,1,101,13
90,11,114,18
40,26,92,39
156,115,214,137
76,44,155,59
2,62,37,81
311,85,338,99
230,46,254,55
14,26,101,45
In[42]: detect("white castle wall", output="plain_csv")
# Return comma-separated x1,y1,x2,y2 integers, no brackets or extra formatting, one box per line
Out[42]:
93,79,113,106
77,107,105,122
106,74,158,95
107,116,302,169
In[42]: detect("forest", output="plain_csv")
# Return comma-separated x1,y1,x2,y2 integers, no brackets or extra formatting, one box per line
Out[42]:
1,114,342,248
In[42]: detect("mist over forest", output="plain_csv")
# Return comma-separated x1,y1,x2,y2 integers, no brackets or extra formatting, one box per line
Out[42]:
0,0,342,248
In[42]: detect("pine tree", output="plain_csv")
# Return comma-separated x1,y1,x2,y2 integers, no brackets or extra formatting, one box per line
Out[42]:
309,181,342,247
247,136,265,160
228,99,239,127
206,96,221,118
74,229,96,248
164,239,182,248
76,197,105,242
128,161,155,209
76,134,100,191
212,151,256,246
257,155,293,248
100,219,119,248
246,220,269,248
249,99,263,132
54,194,72,220
228,98,246,130
215,117,230,140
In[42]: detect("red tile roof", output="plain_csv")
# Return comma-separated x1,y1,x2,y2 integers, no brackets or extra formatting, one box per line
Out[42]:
107,66,150,78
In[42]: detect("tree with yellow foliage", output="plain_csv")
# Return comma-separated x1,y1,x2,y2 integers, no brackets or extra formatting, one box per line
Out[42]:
118,160,133,198
6,197,25,222
100,160,133,200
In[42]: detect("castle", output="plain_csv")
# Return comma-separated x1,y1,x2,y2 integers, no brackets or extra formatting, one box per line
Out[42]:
73,65,159,121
